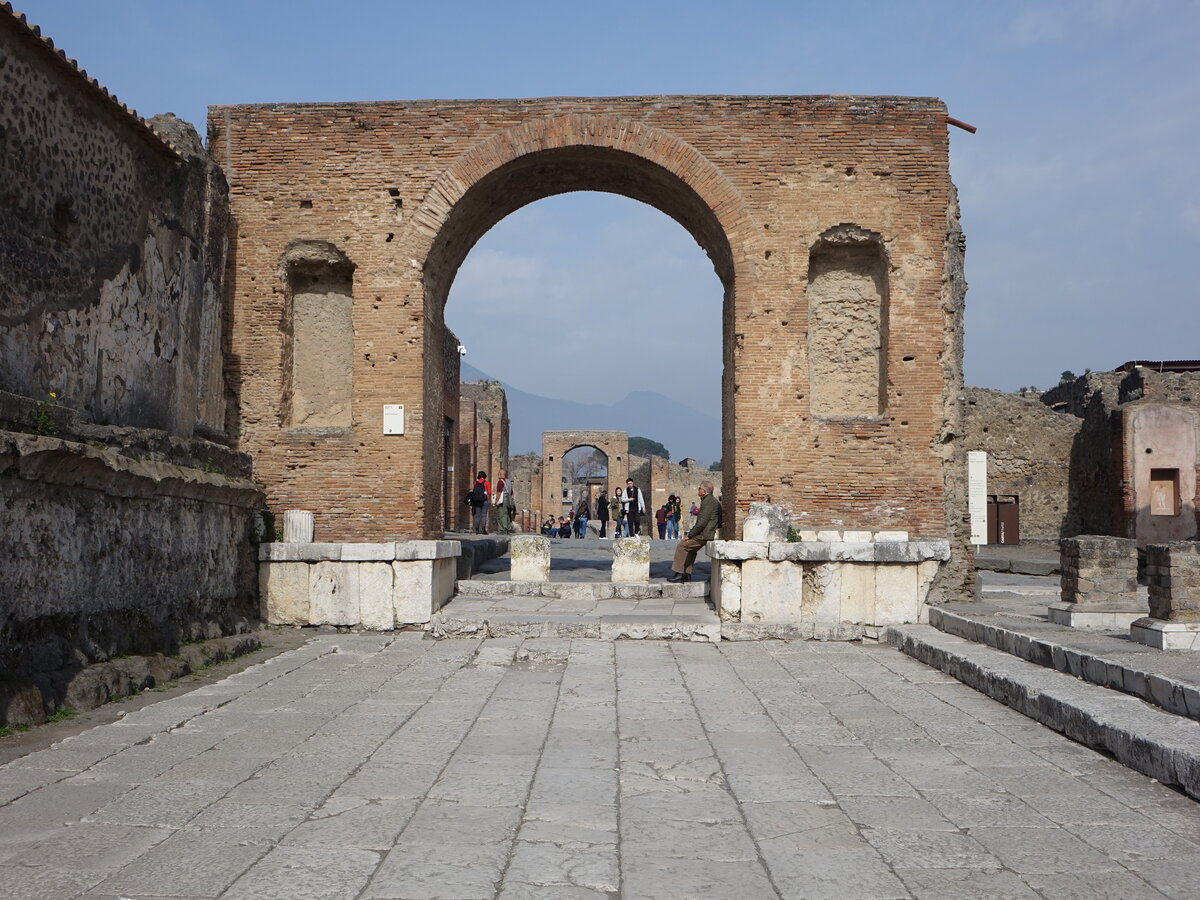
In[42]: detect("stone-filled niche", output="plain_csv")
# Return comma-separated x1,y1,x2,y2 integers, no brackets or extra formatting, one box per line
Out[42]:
281,241,355,429
807,224,890,418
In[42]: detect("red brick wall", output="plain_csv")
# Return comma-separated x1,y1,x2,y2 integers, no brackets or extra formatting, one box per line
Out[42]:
211,96,963,574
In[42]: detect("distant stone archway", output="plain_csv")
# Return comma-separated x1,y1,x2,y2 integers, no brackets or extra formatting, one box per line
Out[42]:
541,431,629,521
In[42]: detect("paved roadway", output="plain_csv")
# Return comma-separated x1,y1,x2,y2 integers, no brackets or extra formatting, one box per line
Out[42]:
1,635,1198,899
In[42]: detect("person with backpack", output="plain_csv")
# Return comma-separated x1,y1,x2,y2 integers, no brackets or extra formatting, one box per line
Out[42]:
668,481,718,583
466,471,490,534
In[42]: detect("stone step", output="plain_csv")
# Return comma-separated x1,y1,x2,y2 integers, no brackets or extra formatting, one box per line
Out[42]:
929,605,1200,721
453,580,709,600
429,612,721,643
888,624,1200,801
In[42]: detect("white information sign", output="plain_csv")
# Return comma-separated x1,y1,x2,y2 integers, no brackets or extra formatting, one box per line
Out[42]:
967,451,988,545
382,404,405,435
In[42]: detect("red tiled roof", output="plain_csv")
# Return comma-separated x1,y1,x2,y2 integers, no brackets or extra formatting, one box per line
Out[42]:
2,2,182,159
1114,360,1200,373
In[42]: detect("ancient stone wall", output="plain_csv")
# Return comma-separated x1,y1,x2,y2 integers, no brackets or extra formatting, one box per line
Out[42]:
213,95,965,581
1,13,229,439
960,387,1082,542
0,8,261,719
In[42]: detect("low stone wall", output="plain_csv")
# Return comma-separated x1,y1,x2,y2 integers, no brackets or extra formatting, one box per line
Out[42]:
0,428,262,724
260,541,460,628
710,534,949,628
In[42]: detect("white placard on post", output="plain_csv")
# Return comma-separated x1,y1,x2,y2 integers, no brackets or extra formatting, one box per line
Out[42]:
383,404,404,435
967,451,988,545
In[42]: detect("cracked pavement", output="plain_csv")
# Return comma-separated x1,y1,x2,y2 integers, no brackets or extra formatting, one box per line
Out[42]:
0,634,1197,899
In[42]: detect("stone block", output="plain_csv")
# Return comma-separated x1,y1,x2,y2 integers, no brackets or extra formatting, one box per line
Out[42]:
310,562,359,626
510,536,550,582
747,501,790,540
392,560,436,624
838,563,877,625
358,562,395,630
283,509,314,542
916,559,941,606
802,562,841,626
341,543,396,561
715,560,742,620
740,559,805,624
816,530,843,542
259,562,311,625
1048,602,1147,631
394,540,461,561
874,564,921,625
709,540,768,561
842,530,872,542
797,530,820,542
742,517,771,542
873,531,909,542
259,542,343,562
612,537,650,583
1130,618,1200,651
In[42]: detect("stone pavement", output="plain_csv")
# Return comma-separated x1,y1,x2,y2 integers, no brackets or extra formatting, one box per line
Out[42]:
2,634,1198,899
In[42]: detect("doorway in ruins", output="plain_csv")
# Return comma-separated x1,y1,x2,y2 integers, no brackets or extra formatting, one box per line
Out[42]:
441,187,727,531
562,445,608,523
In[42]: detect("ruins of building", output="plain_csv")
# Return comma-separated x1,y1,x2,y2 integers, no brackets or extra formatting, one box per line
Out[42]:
0,6,260,721
455,380,510,531
210,94,970,599
963,364,1199,546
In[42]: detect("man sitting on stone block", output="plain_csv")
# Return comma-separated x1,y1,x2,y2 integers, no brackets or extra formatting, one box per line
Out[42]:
668,481,718,583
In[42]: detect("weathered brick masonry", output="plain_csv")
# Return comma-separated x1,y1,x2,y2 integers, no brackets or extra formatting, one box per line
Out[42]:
211,96,968,596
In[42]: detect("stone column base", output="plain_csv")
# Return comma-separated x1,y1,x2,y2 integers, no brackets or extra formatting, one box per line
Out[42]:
1130,617,1200,650
1047,602,1147,631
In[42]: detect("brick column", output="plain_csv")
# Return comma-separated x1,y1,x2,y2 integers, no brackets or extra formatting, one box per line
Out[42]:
1131,543,1200,650
1047,536,1146,630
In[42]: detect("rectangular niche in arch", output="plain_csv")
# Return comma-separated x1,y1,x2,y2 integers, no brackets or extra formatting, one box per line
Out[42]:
282,241,355,429
807,225,889,418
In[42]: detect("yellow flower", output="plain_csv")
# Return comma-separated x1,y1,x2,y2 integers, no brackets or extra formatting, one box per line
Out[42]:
49,392,57,399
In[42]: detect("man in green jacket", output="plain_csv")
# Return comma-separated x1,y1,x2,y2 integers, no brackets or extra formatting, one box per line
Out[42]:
668,481,718,583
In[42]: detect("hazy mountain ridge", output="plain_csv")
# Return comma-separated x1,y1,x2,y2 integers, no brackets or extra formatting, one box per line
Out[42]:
462,363,720,463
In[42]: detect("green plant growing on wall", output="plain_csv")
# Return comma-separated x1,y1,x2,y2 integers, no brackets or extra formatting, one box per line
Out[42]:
35,391,59,436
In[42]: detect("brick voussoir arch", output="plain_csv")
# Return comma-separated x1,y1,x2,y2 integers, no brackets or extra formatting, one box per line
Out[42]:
409,113,760,288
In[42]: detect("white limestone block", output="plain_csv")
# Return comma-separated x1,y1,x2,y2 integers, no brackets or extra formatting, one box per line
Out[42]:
742,517,771,542
612,537,650,583
393,560,435,624
259,542,342,562
394,540,461,560
260,562,311,625
710,540,768,560
875,564,922,625
740,559,805,624
511,536,551,582
358,562,395,630
874,531,910,542
311,562,360,626
747,502,790,540
715,560,742,620
802,562,842,626
798,530,820,542
341,543,396,561
917,559,940,605
842,530,872,543
432,557,457,613
283,509,314,543
839,563,878,625
816,530,843,542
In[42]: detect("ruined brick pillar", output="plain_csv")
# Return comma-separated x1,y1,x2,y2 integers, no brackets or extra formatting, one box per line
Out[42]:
1048,536,1146,630
1131,542,1200,650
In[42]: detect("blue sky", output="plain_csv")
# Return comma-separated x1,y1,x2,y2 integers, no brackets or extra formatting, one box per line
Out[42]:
15,0,1199,409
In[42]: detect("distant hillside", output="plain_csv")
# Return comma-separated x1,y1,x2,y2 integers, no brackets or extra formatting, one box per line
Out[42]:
462,363,721,464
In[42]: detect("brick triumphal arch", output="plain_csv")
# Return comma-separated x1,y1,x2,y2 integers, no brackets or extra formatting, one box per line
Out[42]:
541,431,629,522
213,96,968,597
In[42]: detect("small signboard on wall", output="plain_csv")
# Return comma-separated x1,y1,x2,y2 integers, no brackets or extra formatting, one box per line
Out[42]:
383,405,405,435
967,451,987,545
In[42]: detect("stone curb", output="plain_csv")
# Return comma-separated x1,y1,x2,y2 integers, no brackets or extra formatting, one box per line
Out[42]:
426,614,720,643
887,624,1200,800
931,606,1200,720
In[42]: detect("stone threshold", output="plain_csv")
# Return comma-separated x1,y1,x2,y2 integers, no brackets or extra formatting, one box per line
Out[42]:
930,605,1200,720
453,580,709,600
428,613,721,643
888,624,1200,801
